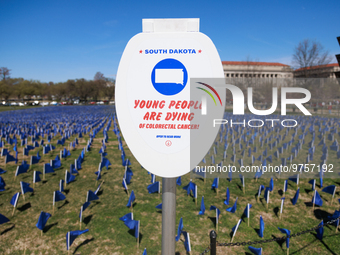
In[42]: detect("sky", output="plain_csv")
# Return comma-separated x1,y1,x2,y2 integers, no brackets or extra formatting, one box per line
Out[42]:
1,0,339,83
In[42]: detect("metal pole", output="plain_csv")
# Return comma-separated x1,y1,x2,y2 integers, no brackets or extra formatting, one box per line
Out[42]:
162,177,176,255
210,230,217,255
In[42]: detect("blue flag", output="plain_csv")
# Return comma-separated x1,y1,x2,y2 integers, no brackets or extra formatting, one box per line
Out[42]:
0,168,6,174
10,192,20,207
54,190,66,202
291,188,300,205
0,176,6,191
147,182,160,194
243,204,252,218
15,162,30,176
44,163,54,174
176,176,181,186
36,211,51,230
95,169,101,181
308,179,315,191
312,190,323,206
211,178,219,190
264,187,270,203
0,213,10,225
65,170,76,184
288,174,298,184
142,248,147,255
20,181,34,194
259,216,264,238
70,164,78,174
124,219,139,238
122,178,128,191
226,197,238,213
101,157,111,170
122,158,131,167
248,246,262,255
127,190,135,208
87,190,99,202
59,180,64,192
183,231,191,252
269,178,274,192
224,187,230,205
316,220,324,240
278,227,290,248
66,229,89,250
232,219,242,233
322,185,336,195
119,212,133,222
175,218,183,242
33,171,42,183
79,202,91,220
156,203,162,210
151,174,155,184
199,196,205,215
210,205,221,219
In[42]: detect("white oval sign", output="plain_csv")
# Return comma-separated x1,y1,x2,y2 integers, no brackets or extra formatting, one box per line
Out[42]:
116,19,225,177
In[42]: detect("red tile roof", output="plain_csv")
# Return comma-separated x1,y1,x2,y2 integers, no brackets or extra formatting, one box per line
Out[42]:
295,63,339,72
222,61,289,67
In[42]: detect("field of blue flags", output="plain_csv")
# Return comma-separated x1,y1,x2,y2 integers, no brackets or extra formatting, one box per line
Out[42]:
0,106,339,254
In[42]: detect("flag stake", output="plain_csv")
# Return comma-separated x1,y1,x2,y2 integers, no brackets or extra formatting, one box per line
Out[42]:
12,207,16,216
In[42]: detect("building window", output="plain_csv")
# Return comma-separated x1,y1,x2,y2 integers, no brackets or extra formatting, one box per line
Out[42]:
226,73,229,77
275,74,277,78
231,73,234,77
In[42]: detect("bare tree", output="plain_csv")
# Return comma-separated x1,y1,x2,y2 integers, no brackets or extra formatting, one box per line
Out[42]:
94,72,105,81
292,39,332,77
0,67,11,80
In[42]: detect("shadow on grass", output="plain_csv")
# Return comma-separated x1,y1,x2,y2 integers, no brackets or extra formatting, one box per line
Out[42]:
278,189,283,196
73,237,94,254
208,216,216,229
314,209,332,221
43,222,58,233
1,224,15,235
253,228,261,237
18,202,31,212
83,215,92,225
63,189,70,195
271,234,285,250
273,206,279,217
236,184,243,192
127,229,143,244
58,200,69,209
304,188,313,195
290,237,318,255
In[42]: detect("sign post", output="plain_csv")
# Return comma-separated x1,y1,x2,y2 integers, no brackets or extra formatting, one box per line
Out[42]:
116,18,225,253
162,177,176,254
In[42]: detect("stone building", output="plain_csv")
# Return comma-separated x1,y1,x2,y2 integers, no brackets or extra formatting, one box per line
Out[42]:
222,61,294,79
293,63,340,78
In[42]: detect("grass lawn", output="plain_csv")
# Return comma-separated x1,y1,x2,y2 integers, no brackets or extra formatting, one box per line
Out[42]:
0,107,339,254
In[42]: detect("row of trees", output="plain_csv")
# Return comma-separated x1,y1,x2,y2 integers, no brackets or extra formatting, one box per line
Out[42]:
0,71,115,102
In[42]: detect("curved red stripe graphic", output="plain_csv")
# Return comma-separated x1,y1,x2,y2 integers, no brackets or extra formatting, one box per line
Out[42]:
197,82,222,106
